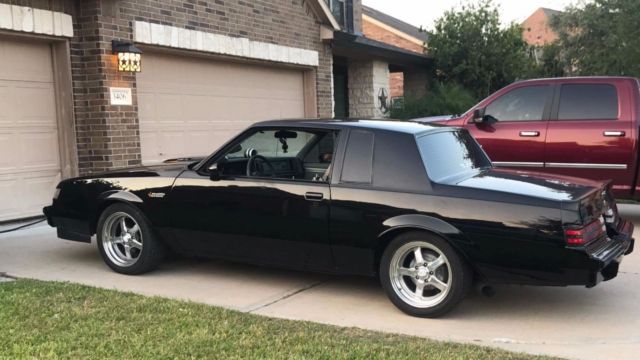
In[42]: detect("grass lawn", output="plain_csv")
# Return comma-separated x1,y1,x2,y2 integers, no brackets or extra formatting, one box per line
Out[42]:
0,279,556,359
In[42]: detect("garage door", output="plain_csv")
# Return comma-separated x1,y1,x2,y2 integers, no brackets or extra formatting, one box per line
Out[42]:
0,38,61,222
138,52,306,164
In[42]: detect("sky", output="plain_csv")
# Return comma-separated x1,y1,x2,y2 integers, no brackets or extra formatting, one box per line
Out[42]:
362,0,577,31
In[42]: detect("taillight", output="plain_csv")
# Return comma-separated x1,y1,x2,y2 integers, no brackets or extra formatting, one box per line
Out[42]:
564,219,606,246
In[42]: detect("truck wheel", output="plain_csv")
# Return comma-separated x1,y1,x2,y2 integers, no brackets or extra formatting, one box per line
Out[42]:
96,203,165,275
380,231,472,317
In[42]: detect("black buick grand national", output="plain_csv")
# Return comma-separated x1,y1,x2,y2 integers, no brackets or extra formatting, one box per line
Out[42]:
44,120,634,317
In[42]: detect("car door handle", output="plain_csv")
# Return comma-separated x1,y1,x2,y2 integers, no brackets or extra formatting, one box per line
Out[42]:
519,131,540,137
603,131,625,137
304,192,324,202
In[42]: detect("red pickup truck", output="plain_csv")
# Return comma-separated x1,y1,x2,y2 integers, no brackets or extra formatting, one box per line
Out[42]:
417,77,640,199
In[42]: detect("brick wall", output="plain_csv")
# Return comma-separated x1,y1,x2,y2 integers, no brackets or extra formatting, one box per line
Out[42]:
362,18,425,98
4,0,332,174
522,8,558,46
362,20,424,53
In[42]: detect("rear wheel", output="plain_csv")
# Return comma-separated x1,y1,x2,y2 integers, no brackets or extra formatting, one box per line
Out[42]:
97,203,165,275
380,231,471,317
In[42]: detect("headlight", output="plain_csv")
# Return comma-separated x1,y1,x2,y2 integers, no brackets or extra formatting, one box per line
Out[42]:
53,188,61,200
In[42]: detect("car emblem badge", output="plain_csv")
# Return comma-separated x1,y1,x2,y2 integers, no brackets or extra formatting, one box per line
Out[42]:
148,192,165,198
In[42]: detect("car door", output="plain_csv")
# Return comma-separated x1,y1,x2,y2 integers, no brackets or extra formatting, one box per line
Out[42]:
544,82,635,197
464,84,554,169
165,127,337,271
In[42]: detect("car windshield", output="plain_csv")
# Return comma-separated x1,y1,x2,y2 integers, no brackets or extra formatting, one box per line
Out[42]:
417,130,492,183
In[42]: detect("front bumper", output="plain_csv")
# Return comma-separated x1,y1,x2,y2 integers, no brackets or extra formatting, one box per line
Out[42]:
586,218,634,287
42,205,92,243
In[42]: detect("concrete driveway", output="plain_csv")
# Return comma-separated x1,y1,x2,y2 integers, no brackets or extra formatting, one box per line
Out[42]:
1,205,639,360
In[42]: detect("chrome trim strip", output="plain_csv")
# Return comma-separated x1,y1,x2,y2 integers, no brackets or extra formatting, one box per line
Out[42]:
493,161,544,168
545,163,628,170
603,131,625,137
519,131,540,137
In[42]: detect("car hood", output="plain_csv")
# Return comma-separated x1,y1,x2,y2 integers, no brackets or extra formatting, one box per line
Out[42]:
72,162,192,180
455,168,606,202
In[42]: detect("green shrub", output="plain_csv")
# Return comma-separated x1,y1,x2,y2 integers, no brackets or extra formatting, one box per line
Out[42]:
391,82,477,120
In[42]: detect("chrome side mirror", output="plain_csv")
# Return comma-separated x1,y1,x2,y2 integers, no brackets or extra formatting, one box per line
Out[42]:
208,163,221,181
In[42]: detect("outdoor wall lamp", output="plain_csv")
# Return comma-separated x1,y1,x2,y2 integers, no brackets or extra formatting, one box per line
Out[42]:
112,40,143,72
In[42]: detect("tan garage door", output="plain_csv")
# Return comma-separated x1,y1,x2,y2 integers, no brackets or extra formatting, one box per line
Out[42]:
138,52,306,164
0,38,60,222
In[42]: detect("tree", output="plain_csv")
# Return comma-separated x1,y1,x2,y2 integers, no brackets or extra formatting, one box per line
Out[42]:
551,0,640,77
428,0,533,100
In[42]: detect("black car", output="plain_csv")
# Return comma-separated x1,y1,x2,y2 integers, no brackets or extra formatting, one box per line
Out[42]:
44,120,634,317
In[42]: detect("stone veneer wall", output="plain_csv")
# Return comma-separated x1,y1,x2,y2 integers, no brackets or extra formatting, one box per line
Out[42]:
348,59,390,118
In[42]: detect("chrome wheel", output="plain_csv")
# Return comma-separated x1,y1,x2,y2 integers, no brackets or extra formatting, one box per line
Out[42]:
101,212,143,267
389,241,452,308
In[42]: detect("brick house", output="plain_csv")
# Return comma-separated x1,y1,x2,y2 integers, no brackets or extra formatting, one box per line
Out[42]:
0,0,430,221
361,5,428,100
522,8,562,64
522,7,561,47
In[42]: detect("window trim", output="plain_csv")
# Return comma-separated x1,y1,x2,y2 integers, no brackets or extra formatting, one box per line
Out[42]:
481,84,554,123
338,129,375,185
549,83,620,121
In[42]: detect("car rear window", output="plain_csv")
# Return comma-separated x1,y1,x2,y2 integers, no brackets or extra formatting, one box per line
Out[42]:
558,84,619,120
417,130,491,183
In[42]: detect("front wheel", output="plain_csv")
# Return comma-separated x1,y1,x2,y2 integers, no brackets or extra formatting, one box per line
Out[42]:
97,203,165,275
380,231,471,317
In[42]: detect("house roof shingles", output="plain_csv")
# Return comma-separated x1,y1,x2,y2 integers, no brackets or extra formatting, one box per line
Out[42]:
362,5,429,42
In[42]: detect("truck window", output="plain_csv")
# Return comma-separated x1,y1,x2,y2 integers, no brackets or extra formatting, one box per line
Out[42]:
340,130,374,184
485,85,551,122
558,84,619,120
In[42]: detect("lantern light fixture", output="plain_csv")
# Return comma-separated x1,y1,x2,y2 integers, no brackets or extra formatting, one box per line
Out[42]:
112,40,143,73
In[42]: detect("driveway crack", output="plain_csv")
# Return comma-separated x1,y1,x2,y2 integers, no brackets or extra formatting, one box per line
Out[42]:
244,279,329,313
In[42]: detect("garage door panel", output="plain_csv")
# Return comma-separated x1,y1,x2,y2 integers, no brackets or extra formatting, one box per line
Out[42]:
140,131,159,163
0,39,53,83
20,130,60,170
0,38,60,221
0,131,18,171
138,52,306,164
0,170,60,221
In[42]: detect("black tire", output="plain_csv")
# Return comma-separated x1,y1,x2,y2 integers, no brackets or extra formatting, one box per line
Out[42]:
96,203,166,275
380,231,472,318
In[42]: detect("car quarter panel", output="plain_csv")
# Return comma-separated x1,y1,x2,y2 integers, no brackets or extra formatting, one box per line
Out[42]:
44,166,184,243
328,186,576,284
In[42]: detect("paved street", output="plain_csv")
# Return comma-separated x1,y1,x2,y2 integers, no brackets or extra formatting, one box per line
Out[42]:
1,205,639,360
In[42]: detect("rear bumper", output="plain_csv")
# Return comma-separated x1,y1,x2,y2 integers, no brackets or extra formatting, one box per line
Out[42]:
586,219,634,287
43,205,92,243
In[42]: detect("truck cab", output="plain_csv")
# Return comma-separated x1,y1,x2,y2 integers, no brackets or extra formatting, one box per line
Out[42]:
423,77,640,199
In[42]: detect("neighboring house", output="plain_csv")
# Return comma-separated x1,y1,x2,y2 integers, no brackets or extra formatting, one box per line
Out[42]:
362,5,429,99
522,7,561,47
0,0,431,221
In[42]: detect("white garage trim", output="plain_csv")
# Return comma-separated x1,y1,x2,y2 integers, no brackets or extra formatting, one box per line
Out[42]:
134,21,319,67
0,5,73,37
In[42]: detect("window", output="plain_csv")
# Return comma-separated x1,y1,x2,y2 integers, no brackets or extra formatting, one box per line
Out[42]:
341,130,374,184
558,84,618,120
417,130,491,183
216,128,336,181
485,86,551,122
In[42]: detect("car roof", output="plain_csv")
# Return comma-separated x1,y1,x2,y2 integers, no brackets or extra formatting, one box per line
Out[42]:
251,118,450,135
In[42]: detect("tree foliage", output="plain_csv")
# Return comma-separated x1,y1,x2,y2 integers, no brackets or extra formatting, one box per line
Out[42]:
390,83,476,120
551,0,640,76
428,0,533,99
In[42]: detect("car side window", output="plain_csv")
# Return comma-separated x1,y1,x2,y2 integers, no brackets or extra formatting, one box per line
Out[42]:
340,130,374,184
214,128,336,182
558,84,619,120
485,85,551,122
